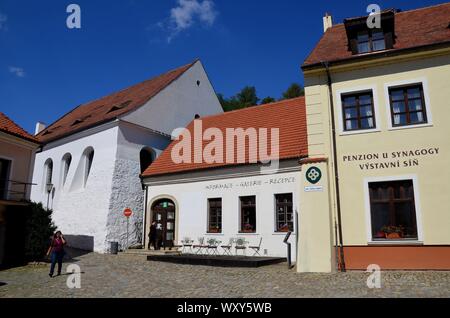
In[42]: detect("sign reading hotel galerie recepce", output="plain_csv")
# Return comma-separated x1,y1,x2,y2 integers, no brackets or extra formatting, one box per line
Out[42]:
342,147,440,170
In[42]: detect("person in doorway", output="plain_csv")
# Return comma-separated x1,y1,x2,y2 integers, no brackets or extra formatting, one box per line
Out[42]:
148,221,158,250
46,231,66,278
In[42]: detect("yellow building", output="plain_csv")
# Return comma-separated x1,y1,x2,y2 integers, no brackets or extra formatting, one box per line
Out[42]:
298,3,450,272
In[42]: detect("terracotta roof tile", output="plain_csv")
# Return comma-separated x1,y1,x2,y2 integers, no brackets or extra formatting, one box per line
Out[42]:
142,97,307,177
37,60,197,143
0,112,38,143
303,3,450,67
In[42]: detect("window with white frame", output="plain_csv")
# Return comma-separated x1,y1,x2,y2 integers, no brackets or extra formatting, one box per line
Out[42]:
43,158,53,192
341,91,376,131
369,180,418,241
83,147,94,186
61,153,72,186
388,84,428,127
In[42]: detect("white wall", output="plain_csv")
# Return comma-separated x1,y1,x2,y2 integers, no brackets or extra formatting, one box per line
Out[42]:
146,170,300,259
105,121,170,250
30,125,119,252
122,61,223,136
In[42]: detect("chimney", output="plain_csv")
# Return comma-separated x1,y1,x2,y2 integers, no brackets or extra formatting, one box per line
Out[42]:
35,122,46,135
323,13,333,33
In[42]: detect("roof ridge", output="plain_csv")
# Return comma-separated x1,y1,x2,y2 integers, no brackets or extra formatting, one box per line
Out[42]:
326,2,450,29
38,60,198,137
199,96,305,121
0,111,37,142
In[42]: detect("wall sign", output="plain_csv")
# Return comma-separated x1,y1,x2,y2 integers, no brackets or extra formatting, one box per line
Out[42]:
304,185,324,192
342,147,440,171
306,167,322,184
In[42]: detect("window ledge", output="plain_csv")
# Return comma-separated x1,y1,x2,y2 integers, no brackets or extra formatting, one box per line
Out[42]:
339,128,381,136
368,240,424,246
237,233,259,236
388,123,433,131
273,232,296,236
205,233,224,236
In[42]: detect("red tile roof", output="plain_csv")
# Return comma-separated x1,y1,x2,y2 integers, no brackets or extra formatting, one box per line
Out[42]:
303,3,450,68
142,97,307,177
0,112,39,143
37,61,197,143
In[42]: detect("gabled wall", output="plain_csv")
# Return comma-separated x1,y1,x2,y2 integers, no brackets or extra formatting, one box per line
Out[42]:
121,60,223,136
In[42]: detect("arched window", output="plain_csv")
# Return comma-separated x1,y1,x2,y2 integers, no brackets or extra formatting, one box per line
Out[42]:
83,147,94,186
61,153,72,186
140,147,155,174
43,158,53,192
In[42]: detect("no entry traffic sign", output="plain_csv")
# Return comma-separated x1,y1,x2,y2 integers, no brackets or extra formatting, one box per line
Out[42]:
123,208,132,218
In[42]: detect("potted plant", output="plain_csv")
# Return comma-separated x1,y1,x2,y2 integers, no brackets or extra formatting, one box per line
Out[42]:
208,226,221,234
381,225,404,239
241,223,254,233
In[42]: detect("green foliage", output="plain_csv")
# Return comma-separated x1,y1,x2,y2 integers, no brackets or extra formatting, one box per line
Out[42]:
218,83,304,112
24,202,57,261
236,86,259,108
282,83,304,99
261,96,276,104
218,86,259,112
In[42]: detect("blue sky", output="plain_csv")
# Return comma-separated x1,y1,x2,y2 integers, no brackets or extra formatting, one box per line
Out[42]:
0,0,445,134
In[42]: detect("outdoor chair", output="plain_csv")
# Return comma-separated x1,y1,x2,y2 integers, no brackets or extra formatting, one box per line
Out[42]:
234,238,248,256
193,237,208,255
249,237,263,256
221,238,234,256
207,238,221,256
181,237,194,254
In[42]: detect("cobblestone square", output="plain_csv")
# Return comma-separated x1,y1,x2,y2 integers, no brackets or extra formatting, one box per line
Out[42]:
1,251,450,298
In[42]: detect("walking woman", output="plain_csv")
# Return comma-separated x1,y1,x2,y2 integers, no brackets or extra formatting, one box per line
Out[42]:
46,231,66,277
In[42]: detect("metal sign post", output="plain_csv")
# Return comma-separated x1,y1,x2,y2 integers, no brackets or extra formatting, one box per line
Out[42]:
123,208,132,250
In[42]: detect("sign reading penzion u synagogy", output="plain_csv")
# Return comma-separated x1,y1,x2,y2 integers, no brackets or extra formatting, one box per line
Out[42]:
342,147,440,170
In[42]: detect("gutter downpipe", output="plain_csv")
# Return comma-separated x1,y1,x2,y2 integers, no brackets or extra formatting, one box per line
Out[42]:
322,61,346,272
142,181,149,247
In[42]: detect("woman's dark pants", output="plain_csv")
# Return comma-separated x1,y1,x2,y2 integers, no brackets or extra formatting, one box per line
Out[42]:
50,251,64,276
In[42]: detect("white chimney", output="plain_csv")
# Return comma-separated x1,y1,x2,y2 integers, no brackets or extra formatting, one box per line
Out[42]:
323,13,333,33
35,122,46,135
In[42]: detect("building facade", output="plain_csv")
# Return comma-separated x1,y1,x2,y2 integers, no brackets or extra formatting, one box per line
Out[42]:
141,98,307,259
299,3,450,271
0,112,40,266
30,60,223,253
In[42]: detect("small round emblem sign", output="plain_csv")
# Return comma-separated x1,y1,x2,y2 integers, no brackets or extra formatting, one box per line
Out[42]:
123,208,132,218
306,167,322,184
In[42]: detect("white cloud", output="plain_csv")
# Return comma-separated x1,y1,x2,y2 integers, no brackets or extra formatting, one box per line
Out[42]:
163,0,218,43
0,12,7,30
9,66,25,78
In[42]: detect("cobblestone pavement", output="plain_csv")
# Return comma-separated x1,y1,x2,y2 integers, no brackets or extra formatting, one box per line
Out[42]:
1,250,450,298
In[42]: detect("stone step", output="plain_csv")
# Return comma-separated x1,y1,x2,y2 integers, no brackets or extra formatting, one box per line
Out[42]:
122,249,181,256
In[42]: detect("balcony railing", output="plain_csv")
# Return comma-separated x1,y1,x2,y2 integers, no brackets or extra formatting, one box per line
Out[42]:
0,179,36,202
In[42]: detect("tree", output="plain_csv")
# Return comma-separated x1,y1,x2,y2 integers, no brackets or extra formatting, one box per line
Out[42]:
24,202,57,261
237,86,259,108
261,96,276,104
217,86,260,112
282,83,304,100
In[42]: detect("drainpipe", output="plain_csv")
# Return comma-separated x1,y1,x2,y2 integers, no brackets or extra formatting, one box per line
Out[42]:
142,183,149,248
322,61,346,272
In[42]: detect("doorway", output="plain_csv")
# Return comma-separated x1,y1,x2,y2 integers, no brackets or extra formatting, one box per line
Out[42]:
0,159,11,200
151,199,176,249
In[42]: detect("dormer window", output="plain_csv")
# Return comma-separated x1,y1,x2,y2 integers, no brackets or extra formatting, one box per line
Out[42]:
357,29,386,54
344,9,395,55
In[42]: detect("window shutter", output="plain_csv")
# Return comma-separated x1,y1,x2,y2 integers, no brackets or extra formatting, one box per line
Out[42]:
385,32,394,49
350,38,359,54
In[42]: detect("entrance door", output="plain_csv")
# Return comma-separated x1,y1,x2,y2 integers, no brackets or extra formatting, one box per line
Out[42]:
0,159,11,200
151,199,176,249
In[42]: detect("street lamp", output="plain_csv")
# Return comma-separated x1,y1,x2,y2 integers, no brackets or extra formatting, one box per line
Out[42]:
46,183,53,210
